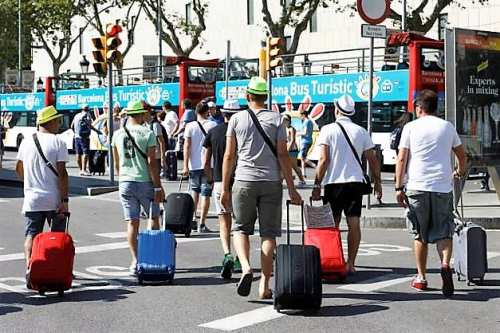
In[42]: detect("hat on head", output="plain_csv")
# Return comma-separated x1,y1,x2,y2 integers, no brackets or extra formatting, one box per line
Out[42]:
334,94,355,116
246,77,269,95
37,106,63,125
82,104,90,111
127,100,148,115
207,101,216,108
221,99,241,113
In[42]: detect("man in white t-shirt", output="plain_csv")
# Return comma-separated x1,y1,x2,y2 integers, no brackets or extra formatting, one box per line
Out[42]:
161,101,179,149
182,102,217,232
15,106,69,275
396,89,466,298
312,94,382,276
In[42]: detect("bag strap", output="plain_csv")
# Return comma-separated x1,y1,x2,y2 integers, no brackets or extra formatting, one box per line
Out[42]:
32,133,59,177
196,121,207,136
246,109,277,157
123,125,148,160
336,122,363,172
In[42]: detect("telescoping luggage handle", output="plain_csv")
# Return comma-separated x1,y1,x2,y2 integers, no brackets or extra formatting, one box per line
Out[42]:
50,212,70,233
286,200,305,246
149,200,167,231
178,177,191,192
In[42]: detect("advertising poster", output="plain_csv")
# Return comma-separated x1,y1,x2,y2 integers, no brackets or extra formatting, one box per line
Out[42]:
454,28,500,165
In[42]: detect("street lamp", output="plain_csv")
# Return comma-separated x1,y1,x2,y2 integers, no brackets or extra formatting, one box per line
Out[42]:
79,55,90,88
36,77,43,92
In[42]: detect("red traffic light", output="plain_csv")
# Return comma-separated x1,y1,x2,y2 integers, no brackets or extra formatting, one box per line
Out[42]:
106,24,122,37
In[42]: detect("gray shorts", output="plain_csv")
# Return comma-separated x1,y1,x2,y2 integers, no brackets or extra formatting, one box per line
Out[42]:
213,182,232,215
405,189,455,244
232,180,282,238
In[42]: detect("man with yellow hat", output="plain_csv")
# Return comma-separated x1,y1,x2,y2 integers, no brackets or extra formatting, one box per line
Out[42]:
111,100,165,275
15,105,69,274
221,76,302,299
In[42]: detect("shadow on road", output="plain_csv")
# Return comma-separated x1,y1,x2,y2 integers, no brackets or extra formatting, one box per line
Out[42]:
0,305,23,316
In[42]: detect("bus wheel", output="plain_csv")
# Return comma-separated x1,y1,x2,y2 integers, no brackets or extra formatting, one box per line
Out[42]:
16,135,24,149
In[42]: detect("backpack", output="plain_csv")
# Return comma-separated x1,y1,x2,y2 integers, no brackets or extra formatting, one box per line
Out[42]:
150,119,169,147
389,127,402,150
78,115,91,138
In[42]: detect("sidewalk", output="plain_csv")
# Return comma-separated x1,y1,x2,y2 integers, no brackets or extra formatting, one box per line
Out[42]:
1,150,499,228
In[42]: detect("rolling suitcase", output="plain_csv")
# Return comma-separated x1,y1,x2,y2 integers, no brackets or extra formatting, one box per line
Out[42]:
89,149,106,175
274,201,322,313
164,179,193,237
28,214,74,296
453,221,487,285
137,201,176,285
166,150,178,181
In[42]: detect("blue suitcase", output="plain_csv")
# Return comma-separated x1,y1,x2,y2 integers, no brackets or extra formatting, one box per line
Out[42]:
137,202,176,285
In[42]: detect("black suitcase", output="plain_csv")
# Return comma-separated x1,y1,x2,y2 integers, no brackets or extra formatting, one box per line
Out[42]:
89,150,106,175
164,179,193,237
274,201,322,312
453,221,488,285
166,150,178,181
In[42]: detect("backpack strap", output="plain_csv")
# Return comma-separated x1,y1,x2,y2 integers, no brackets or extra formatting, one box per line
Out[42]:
196,121,207,136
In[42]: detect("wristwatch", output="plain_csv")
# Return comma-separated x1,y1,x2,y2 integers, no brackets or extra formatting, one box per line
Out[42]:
207,179,214,185
61,198,69,203
395,186,404,191
313,184,321,189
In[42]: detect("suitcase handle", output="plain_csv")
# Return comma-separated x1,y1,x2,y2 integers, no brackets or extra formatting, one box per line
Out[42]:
50,212,70,233
178,177,191,192
286,200,304,246
149,200,167,231
309,196,325,206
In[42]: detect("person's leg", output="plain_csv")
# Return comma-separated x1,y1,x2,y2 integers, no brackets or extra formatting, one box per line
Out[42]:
290,156,305,182
118,182,142,270
189,171,201,220
436,238,452,265
82,139,90,173
136,182,160,230
0,152,3,168
219,214,232,254
82,154,89,173
75,138,83,172
127,218,140,265
414,239,428,280
259,237,276,298
345,216,361,270
200,196,210,227
24,212,46,269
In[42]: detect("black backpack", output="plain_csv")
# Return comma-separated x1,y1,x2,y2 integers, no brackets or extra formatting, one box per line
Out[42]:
78,115,91,138
389,127,403,150
150,119,169,146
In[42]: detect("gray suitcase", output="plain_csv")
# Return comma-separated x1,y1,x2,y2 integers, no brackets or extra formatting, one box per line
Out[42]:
453,221,487,285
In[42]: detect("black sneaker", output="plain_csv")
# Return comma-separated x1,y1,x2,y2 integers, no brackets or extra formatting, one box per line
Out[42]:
221,254,234,279
192,218,198,231
26,271,32,290
441,265,454,298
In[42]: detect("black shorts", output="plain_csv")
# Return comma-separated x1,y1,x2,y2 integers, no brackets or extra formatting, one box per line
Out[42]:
323,182,364,218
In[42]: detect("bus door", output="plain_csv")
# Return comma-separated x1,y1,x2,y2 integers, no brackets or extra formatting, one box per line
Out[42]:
179,60,218,118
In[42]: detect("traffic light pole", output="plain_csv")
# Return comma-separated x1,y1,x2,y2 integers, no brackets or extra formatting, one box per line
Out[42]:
107,63,115,185
366,36,374,210
267,68,272,110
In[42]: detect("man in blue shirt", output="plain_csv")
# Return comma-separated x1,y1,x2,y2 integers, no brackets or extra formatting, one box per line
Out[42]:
296,109,316,177
207,101,224,124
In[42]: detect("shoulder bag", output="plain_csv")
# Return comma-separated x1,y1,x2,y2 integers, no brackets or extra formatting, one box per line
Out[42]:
123,125,148,160
196,121,207,136
246,109,277,157
33,133,59,177
336,122,372,195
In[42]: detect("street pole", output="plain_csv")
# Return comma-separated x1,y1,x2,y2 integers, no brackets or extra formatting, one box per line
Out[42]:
18,0,22,87
367,37,374,210
399,0,407,64
267,68,272,109
107,64,114,185
225,40,230,100
157,0,163,80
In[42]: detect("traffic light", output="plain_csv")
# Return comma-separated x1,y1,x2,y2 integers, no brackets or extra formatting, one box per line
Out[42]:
106,24,122,63
92,36,107,76
259,48,267,80
266,36,284,71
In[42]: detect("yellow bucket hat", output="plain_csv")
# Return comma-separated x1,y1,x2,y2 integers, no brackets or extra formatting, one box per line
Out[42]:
126,100,148,115
246,77,269,95
37,106,63,125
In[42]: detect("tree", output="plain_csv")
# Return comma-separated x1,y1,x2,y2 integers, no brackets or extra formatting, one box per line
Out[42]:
142,0,209,57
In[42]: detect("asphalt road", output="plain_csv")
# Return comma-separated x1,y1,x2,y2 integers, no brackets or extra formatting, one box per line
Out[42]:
1,186,500,333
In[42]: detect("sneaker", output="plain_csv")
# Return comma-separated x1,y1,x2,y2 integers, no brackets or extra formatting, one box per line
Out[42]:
129,263,138,275
221,254,235,279
296,181,307,189
411,276,428,291
80,171,91,176
192,218,198,231
197,224,212,233
233,256,242,272
440,265,454,298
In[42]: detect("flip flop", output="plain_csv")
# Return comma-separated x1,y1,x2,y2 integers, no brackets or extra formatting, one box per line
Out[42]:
259,289,273,300
236,272,253,297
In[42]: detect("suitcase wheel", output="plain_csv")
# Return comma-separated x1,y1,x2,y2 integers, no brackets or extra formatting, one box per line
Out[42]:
167,279,174,285
457,274,461,281
276,307,281,313
185,232,191,238
38,290,45,296
58,290,64,297
138,278,143,286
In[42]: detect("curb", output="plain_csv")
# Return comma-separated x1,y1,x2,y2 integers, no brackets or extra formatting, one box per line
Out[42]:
87,186,119,196
0,178,118,197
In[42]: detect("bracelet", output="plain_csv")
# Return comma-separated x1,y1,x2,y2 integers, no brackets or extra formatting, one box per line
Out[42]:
395,186,404,191
154,187,162,192
313,184,321,189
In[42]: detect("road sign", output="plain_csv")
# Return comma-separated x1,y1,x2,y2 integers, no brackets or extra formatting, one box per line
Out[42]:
357,0,390,25
361,24,387,39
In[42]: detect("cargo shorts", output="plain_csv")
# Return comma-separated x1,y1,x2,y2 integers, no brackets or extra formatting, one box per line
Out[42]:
405,189,455,244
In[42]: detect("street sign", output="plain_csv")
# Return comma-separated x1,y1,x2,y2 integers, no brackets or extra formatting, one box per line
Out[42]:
357,0,390,25
361,24,387,39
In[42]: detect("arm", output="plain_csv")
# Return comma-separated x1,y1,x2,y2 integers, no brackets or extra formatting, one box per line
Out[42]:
172,120,186,137
452,145,467,178
365,148,382,199
204,146,213,184
56,162,69,215
312,145,329,200
277,140,302,205
15,160,24,180
147,146,165,203
88,120,102,134
395,147,409,208
170,119,180,139
221,136,236,210
112,147,120,175
157,133,167,170
182,136,191,176
288,128,296,151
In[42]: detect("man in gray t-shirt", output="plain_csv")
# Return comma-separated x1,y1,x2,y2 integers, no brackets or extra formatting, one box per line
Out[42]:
221,77,301,299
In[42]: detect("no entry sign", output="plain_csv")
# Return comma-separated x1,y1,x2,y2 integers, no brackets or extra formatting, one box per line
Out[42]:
357,0,390,25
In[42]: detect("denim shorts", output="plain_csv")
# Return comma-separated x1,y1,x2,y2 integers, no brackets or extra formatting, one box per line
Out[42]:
300,143,311,159
119,181,160,220
75,137,90,155
189,169,212,197
25,211,66,237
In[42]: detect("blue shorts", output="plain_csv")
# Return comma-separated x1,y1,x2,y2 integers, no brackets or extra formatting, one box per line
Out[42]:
25,211,66,237
289,150,299,158
75,137,90,155
189,169,212,197
119,181,160,220
300,143,311,159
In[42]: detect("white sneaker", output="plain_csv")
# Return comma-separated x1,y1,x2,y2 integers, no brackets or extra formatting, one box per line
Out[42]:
197,225,212,233
80,170,91,176
296,181,307,189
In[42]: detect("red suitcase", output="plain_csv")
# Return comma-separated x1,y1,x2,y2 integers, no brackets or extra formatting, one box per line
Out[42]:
304,227,347,282
28,215,74,296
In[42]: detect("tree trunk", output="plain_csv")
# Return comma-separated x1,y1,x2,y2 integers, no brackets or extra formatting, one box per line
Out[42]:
53,62,61,77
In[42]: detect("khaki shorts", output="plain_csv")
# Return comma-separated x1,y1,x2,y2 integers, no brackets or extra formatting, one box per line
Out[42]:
213,182,232,215
232,180,282,238
405,189,455,244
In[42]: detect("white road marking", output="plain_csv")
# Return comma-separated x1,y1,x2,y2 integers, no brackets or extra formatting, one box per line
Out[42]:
199,305,286,331
95,232,128,238
338,274,414,292
0,199,9,203
86,266,133,277
83,196,121,203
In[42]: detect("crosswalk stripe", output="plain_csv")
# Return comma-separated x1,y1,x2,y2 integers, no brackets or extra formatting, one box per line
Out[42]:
338,274,413,292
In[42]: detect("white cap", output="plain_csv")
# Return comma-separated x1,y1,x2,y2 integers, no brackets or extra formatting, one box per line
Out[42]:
207,101,216,108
